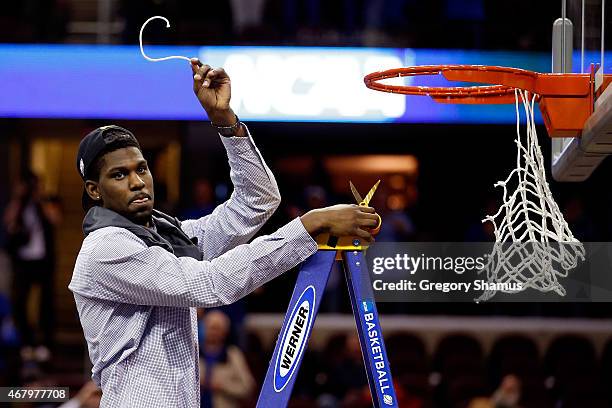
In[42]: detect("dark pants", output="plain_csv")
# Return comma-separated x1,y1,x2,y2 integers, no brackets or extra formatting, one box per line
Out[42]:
11,259,54,347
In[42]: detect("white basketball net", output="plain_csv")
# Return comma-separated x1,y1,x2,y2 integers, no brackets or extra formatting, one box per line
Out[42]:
477,89,585,302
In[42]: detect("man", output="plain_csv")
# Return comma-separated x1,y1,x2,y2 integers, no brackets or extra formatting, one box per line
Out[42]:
198,310,254,408
69,59,379,407
4,171,61,362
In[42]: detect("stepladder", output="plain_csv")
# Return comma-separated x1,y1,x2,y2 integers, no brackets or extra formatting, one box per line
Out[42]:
257,181,399,407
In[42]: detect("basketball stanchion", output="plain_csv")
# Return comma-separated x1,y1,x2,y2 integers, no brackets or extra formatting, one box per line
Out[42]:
256,182,398,408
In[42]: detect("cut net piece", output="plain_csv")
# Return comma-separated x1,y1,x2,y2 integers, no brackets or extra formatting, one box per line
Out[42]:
477,90,585,302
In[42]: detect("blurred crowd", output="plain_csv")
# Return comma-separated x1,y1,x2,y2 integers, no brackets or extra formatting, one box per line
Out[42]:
274,332,612,407
1,172,61,383
1,0,556,50
4,290,611,408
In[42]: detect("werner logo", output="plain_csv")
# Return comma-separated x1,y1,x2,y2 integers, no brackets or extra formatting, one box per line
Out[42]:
273,286,316,392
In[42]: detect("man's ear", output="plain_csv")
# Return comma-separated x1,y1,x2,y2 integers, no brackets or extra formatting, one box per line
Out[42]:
85,181,102,202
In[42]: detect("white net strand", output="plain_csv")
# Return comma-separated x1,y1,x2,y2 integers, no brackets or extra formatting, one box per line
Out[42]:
139,16,192,63
477,89,585,302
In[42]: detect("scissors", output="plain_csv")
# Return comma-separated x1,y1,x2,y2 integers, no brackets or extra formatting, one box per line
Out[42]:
350,180,382,235
315,180,383,252
350,180,379,207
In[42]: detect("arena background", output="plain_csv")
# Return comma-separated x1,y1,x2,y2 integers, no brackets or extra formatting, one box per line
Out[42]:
0,1,611,407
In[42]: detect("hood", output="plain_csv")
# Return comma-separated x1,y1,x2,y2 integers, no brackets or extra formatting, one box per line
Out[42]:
82,207,196,255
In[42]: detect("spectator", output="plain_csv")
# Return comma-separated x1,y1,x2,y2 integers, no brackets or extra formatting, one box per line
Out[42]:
3,171,61,363
0,292,19,385
180,178,216,220
229,0,267,34
563,197,595,241
57,380,102,408
324,333,368,404
371,177,416,242
467,374,522,408
199,310,255,408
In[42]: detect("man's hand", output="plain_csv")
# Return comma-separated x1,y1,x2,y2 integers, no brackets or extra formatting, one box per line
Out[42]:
190,58,235,125
300,204,380,242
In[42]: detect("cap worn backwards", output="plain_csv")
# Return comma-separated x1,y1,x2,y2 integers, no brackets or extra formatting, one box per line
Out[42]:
77,125,141,210
76,125,141,181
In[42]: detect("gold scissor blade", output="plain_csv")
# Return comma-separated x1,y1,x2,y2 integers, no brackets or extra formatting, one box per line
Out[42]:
361,180,381,206
349,180,363,204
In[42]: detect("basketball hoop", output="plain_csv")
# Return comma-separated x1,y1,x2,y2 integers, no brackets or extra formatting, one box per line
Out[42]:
363,65,599,301
364,64,611,137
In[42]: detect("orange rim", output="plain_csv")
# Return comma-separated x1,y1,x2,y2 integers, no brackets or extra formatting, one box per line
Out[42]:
363,65,592,103
364,65,518,98
363,64,610,138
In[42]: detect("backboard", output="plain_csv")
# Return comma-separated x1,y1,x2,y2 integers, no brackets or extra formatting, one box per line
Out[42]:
551,0,611,181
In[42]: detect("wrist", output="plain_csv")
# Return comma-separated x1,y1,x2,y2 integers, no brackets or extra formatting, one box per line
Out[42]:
300,209,327,236
208,109,236,126
210,110,246,137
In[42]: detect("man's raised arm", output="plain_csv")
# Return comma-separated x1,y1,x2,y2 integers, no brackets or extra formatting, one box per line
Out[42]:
181,59,281,259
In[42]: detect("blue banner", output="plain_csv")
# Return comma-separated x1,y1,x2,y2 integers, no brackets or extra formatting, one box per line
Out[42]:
1,44,608,123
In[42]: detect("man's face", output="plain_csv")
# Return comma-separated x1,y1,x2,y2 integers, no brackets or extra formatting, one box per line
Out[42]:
88,147,155,226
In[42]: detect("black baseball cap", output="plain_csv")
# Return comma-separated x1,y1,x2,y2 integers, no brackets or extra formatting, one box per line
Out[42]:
77,125,141,209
